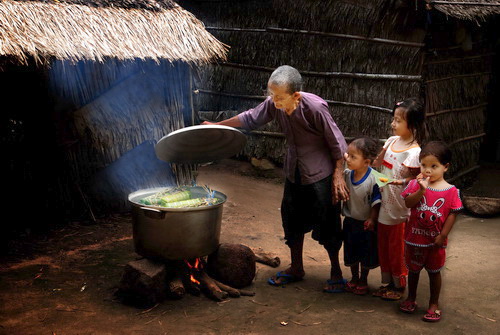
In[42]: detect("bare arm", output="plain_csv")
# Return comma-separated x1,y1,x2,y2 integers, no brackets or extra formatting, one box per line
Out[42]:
371,148,386,168
434,213,457,247
202,115,242,128
404,174,429,208
364,203,380,231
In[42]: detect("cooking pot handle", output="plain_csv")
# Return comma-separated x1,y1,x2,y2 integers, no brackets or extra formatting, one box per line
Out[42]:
140,206,166,220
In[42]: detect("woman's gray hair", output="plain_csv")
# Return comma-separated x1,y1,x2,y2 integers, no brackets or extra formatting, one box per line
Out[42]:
268,65,303,94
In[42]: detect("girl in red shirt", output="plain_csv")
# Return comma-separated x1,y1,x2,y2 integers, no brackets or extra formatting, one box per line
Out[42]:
400,141,463,322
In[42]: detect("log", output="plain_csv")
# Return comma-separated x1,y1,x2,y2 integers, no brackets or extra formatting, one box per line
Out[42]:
251,248,281,268
198,270,229,301
166,275,185,300
213,279,241,298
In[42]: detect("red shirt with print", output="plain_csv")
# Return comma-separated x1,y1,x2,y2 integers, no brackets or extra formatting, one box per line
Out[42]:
401,179,463,248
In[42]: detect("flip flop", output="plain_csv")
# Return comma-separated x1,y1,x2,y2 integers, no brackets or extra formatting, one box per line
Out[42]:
353,285,369,295
372,285,392,297
345,281,357,293
381,288,405,301
422,309,441,322
267,271,303,286
399,300,418,314
323,278,347,293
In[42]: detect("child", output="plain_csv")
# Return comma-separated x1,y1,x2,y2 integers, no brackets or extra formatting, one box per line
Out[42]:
399,141,463,322
371,98,427,300
342,137,381,295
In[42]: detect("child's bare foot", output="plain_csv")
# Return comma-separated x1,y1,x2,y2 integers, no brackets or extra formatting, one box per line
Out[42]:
268,268,305,286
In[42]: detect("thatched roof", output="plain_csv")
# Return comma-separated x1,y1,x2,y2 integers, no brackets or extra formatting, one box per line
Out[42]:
429,0,500,21
0,0,228,64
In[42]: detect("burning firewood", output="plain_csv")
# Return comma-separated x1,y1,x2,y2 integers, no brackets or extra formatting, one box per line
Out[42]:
198,270,229,301
166,275,185,299
212,279,241,298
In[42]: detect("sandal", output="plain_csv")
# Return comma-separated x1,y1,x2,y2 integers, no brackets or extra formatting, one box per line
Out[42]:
353,285,369,295
323,278,347,293
422,309,441,322
381,287,405,301
372,285,392,297
268,271,303,286
345,281,357,293
399,300,418,314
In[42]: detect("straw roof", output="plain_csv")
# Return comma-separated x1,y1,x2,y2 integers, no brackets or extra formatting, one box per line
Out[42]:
0,0,228,64
430,0,500,21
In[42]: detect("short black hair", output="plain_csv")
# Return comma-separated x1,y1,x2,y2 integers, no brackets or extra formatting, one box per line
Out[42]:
350,136,380,162
419,141,452,165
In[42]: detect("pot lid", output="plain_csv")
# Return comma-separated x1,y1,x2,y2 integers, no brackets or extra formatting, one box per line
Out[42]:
155,125,247,164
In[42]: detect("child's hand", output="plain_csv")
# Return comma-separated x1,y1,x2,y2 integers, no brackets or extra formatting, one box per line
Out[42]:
434,234,445,247
416,173,429,191
364,219,375,231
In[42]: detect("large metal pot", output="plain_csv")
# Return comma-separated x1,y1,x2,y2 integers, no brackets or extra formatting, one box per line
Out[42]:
128,186,226,260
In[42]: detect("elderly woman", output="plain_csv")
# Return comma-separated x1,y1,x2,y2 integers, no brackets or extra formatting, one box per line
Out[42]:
203,65,349,292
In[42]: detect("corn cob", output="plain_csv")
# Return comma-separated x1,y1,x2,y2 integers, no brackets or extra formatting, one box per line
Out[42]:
161,197,221,208
159,190,191,205
161,198,205,208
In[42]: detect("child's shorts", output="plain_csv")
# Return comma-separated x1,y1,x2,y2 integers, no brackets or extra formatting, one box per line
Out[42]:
404,244,446,273
343,216,378,269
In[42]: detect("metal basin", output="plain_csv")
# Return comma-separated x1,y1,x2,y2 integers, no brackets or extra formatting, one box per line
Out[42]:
128,186,226,260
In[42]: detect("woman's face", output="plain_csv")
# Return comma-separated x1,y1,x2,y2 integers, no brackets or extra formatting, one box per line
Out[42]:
267,83,300,115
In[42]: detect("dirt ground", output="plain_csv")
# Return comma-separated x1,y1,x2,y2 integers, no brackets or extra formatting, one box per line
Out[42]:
1,159,499,335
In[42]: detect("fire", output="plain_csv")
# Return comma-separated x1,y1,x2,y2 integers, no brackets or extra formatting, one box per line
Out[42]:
185,258,203,285
190,274,200,285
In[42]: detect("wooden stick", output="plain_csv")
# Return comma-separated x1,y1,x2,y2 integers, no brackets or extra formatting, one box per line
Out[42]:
430,1,500,6
449,133,486,146
212,279,241,298
206,26,425,47
198,271,228,301
197,89,392,113
425,53,495,65
427,103,488,116
221,62,422,82
252,249,281,268
425,72,492,84
167,276,185,300
239,289,256,296
448,165,480,183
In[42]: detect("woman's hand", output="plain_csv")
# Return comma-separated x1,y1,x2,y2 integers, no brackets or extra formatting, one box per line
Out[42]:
332,172,349,204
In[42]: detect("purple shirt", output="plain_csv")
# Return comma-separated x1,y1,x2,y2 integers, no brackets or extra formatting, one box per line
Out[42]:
238,92,347,185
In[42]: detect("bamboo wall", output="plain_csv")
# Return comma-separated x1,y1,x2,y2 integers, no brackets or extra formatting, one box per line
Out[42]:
184,0,426,165
184,0,494,187
422,14,496,184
